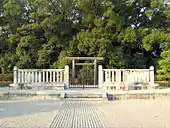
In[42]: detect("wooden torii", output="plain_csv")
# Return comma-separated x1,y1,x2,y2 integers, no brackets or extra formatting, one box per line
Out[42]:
66,57,103,86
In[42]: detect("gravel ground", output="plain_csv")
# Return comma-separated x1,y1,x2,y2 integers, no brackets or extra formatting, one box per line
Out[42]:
0,111,57,128
0,99,170,128
95,99,170,128
0,100,63,128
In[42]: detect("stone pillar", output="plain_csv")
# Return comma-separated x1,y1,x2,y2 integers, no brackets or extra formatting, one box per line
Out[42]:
28,71,31,83
43,71,45,83
39,71,41,83
98,65,103,88
72,59,75,85
53,71,55,82
64,65,69,89
150,66,154,85
125,70,130,90
18,71,20,83
21,71,24,83
112,71,115,82
106,71,110,82
32,71,34,83
60,72,63,82
57,72,59,82
50,71,52,82
14,66,18,84
34,71,36,82
94,59,97,85
25,71,28,83
46,71,48,82
116,70,120,90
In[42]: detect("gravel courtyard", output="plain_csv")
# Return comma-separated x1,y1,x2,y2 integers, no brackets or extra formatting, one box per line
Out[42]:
0,99,170,128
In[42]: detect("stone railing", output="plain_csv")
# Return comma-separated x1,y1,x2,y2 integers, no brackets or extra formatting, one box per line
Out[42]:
10,65,69,89
98,65,156,90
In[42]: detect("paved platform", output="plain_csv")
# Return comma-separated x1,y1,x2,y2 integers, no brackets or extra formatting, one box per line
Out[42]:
1,88,170,100
1,87,170,95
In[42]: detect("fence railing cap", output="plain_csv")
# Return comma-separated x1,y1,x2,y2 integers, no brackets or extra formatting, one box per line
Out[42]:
14,66,17,70
149,66,154,70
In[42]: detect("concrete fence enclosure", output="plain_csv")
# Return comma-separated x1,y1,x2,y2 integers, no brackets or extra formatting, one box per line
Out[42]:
11,65,156,90
13,65,69,89
98,65,155,90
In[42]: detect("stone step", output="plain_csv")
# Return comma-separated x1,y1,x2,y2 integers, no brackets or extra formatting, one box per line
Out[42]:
65,93,102,98
64,98,107,101
64,91,108,100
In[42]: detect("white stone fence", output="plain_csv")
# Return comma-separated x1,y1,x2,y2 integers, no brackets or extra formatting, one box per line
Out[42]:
11,65,69,89
98,65,156,90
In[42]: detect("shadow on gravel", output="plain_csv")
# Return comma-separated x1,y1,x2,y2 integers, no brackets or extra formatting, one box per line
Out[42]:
107,93,119,101
0,100,63,118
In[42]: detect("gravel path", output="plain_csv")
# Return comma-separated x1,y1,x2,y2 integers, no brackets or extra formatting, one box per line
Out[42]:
0,99,170,128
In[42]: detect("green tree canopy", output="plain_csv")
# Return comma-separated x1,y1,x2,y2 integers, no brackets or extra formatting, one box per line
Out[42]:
0,0,169,80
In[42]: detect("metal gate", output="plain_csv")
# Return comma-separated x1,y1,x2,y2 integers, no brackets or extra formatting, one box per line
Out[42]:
66,57,103,88
69,64,97,88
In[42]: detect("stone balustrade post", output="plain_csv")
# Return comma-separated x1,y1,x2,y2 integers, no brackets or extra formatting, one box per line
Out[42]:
13,66,18,84
53,71,55,82
64,65,69,89
106,71,110,82
57,72,59,82
46,71,48,82
98,65,103,89
50,71,52,82
60,72,63,82
43,71,45,83
116,70,121,90
39,71,41,83
150,66,154,85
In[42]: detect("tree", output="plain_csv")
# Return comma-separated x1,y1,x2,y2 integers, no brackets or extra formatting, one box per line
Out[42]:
0,0,169,81
157,50,170,80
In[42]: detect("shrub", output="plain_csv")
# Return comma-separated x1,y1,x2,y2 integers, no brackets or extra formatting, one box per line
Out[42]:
0,74,13,81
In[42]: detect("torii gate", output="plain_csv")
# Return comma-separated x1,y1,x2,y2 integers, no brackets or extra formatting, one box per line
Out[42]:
66,57,103,87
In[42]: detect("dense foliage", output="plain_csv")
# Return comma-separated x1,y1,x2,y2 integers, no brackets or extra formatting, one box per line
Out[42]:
0,0,169,80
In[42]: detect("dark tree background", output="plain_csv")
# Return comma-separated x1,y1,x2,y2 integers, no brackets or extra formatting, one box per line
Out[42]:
0,0,169,81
